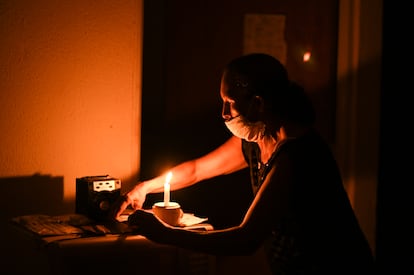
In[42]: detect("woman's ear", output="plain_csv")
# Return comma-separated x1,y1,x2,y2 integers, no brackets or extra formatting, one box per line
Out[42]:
253,95,265,112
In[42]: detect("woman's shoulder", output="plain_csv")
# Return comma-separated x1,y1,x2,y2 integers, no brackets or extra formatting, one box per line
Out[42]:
289,128,330,151
278,128,337,167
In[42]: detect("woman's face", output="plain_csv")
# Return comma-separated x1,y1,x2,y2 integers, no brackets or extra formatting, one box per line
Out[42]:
220,71,266,142
220,72,254,122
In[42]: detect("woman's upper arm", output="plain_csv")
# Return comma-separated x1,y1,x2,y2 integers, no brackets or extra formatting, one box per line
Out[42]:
242,153,293,234
193,136,248,182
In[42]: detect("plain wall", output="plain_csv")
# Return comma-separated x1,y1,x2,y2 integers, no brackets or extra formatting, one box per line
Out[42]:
0,0,143,216
0,1,143,273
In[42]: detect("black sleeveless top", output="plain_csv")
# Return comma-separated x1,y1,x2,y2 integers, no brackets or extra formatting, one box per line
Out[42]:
240,129,375,275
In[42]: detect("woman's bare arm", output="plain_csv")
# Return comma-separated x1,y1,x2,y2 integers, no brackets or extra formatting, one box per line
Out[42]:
131,153,293,256
111,136,248,218
139,136,248,194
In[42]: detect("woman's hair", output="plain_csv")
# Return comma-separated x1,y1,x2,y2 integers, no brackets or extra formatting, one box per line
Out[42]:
224,53,315,126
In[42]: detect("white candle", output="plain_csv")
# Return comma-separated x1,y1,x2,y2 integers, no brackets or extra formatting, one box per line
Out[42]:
164,171,172,206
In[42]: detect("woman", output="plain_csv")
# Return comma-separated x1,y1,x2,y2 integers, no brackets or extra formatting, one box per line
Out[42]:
111,53,375,274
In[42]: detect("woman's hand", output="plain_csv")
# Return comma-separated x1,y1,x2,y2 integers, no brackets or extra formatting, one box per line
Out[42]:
127,209,168,240
109,183,147,220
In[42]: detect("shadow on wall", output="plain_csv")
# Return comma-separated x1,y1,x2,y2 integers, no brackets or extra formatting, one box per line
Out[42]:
0,174,69,275
0,174,69,222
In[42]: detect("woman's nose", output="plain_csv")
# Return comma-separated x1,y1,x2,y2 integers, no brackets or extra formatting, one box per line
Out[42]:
222,102,232,120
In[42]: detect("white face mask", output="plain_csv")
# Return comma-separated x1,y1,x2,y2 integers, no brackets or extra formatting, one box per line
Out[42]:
225,115,266,142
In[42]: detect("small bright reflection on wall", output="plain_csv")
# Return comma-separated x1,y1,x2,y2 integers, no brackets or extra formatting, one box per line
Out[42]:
303,51,312,62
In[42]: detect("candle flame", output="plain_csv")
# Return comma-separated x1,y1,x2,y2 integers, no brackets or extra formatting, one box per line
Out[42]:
164,171,172,206
166,171,172,183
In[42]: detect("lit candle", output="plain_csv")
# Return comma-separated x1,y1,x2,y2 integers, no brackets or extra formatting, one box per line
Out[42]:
164,171,172,206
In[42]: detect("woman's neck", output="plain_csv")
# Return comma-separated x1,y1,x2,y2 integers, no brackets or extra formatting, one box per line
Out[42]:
257,133,280,164
257,124,309,164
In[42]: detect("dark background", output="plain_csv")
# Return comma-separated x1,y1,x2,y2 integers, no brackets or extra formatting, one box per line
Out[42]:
140,0,339,229
139,1,405,271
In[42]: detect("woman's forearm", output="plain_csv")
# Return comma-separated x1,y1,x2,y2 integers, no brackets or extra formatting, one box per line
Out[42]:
140,160,199,194
139,137,247,195
156,225,262,256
